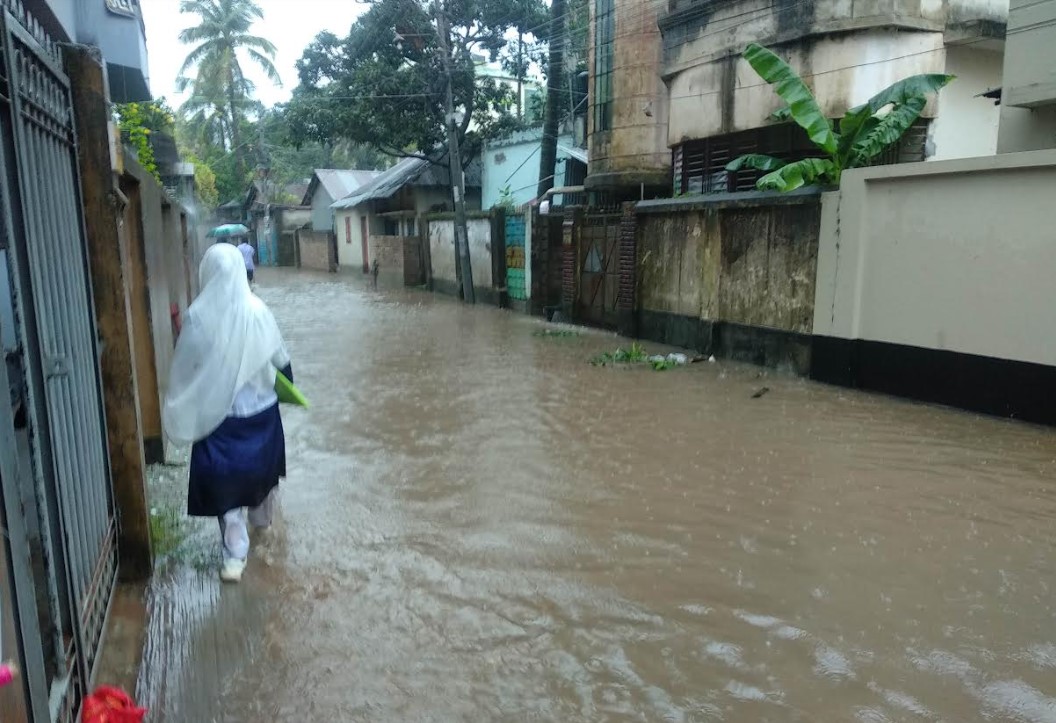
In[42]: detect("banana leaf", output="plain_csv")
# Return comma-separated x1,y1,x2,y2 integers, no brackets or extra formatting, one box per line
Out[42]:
275,371,309,408
743,43,837,156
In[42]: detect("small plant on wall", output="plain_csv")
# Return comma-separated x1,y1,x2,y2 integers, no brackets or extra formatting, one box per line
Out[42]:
114,101,176,182
726,43,953,192
494,185,516,211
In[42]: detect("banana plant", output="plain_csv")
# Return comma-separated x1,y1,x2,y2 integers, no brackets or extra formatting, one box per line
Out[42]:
726,43,954,191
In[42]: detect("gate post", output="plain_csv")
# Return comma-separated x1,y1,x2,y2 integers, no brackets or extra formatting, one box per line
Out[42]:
616,201,639,338
419,214,433,291
65,46,153,580
490,207,508,308
561,207,581,320
529,207,545,316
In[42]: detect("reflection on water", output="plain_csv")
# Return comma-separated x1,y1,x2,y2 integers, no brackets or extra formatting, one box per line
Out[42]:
140,271,1056,722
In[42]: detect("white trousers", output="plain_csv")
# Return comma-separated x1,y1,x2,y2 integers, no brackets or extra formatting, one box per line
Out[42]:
218,489,276,561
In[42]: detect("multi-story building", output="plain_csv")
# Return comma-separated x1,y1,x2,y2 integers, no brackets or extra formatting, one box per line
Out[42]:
586,0,672,199
25,0,150,102
995,0,1056,151
586,0,1009,198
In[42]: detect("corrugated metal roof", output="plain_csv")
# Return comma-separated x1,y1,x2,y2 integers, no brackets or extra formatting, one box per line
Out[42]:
332,158,428,209
309,169,381,205
559,145,589,165
332,156,483,210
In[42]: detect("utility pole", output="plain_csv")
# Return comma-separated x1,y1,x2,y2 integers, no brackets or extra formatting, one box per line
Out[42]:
516,32,524,120
538,0,567,200
433,0,475,303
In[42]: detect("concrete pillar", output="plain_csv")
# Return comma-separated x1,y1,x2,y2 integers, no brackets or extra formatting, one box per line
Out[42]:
119,175,164,465
490,208,508,308
64,46,153,581
560,207,581,319
616,201,638,337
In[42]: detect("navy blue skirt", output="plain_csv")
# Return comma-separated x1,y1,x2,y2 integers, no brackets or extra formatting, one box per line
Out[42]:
188,402,286,517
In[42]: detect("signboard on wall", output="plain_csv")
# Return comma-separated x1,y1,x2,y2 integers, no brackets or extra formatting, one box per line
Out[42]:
105,0,138,18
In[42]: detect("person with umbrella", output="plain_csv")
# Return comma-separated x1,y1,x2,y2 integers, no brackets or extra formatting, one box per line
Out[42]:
208,224,256,283
237,236,256,284
163,243,292,582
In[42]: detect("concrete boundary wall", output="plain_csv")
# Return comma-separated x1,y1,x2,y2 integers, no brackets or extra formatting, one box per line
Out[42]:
427,216,495,302
815,150,1056,364
632,191,823,373
297,229,334,272
812,150,1056,424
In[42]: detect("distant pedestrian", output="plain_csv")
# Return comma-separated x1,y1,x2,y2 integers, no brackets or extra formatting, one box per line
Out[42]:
163,244,292,583
237,238,256,284
371,259,379,289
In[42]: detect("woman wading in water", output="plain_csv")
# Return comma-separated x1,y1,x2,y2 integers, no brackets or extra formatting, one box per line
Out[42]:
164,243,292,582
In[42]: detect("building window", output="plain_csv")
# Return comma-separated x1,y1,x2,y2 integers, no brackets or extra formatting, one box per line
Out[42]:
563,158,588,187
593,0,615,133
383,218,400,236
673,119,931,195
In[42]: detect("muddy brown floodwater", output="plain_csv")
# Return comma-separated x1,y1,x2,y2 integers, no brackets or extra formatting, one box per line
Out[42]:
136,270,1056,722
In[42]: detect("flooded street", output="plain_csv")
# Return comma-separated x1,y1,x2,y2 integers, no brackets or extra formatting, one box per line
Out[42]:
139,271,1056,722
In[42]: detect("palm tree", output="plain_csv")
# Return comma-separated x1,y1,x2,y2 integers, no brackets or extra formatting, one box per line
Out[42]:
178,0,281,178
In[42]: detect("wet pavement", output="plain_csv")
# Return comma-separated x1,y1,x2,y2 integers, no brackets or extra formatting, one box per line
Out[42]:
135,270,1056,722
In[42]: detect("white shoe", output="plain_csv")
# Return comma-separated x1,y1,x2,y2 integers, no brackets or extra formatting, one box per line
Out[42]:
220,558,246,583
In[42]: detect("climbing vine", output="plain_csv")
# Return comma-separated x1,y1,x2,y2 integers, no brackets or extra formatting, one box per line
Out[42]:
113,101,175,182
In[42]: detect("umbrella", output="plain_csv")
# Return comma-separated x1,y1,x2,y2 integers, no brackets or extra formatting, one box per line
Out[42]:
207,223,250,239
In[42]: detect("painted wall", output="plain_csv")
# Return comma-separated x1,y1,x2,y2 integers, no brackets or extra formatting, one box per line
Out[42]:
661,0,1007,160
121,150,192,459
37,0,150,97
998,106,1056,152
311,186,336,232
414,187,455,214
997,0,1056,151
669,31,948,143
428,217,493,296
1001,0,1056,109
587,0,671,190
505,214,529,301
75,2,149,80
813,150,1056,366
44,0,77,36
929,46,1004,159
334,188,474,273
663,0,1005,73
483,132,575,208
335,207,367,271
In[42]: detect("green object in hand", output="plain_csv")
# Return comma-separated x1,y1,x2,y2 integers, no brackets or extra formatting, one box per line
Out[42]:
275,371,309,408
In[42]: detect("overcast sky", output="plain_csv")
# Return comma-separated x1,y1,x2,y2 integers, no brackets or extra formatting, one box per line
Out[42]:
141,1,366,108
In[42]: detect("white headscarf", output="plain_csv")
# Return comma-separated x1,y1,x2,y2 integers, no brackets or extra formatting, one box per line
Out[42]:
163,243,285,443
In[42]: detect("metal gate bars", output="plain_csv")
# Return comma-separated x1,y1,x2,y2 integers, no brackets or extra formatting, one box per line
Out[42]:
0,7,118,720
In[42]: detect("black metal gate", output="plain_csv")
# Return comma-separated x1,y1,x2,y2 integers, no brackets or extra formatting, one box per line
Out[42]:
0,7,118,720
578,213,622,328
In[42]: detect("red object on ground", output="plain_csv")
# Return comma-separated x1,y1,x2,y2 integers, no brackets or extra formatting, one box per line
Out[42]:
81,687,147,723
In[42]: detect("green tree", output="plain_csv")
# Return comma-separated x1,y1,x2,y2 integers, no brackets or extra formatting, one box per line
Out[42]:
184,153,221,210
254,107,391,194
285,0,547,169
178,0,281,179
726,43,953,191
175,112,254,203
